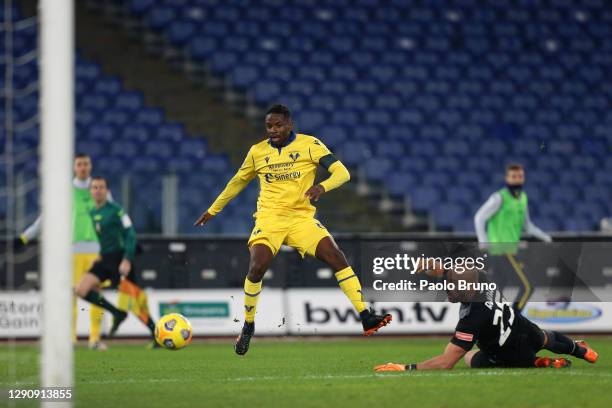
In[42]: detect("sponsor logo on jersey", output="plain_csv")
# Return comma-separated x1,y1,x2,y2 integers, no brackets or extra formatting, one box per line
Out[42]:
454,331,474,342
264,171,301,183
524,303,602,324
267,162,295,170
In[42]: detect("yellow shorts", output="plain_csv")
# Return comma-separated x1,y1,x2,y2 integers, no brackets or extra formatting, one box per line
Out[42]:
247,216,331,257
72,253,99,286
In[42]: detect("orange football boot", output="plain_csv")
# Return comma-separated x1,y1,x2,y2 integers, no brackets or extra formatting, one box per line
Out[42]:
534,357,572,368
575,340,598,364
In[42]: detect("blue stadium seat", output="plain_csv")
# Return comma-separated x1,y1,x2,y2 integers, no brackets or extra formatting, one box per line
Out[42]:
144,140,175,158
145,5,177,30
433,203,466,230
179,139,207,159
410,186,442,213
110,141,140,158
130,157,163,173
122,124,149,142
166,20,196,46
87,124,116,142
387,172,416,197
157,123,185,141
115,92,144,111
189,37,218,61
562,217,596,232
337,142,371,167
363,157,393,183
76,140,105,158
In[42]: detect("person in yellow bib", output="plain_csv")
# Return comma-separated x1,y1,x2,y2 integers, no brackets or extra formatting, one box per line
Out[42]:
195,104,392,355
15,154,136,350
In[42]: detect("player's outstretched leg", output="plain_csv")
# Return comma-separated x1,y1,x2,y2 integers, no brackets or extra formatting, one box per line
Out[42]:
235,244,274,355
542,330,598,363
314,237,391,335
75,273,128,338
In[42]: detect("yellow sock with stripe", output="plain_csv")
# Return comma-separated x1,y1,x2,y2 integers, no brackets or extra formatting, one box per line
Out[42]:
244,278,262,323
335,266,367,313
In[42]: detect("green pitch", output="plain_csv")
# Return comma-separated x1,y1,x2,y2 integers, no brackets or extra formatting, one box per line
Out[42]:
1,337,611,408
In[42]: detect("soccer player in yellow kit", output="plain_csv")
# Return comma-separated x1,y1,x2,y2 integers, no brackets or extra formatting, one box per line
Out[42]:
195,104,392,355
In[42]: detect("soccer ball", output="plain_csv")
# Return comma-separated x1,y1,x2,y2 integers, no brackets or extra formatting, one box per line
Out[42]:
155,313,193,350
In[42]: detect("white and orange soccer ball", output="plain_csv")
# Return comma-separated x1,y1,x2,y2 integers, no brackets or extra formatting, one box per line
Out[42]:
155,313,193,350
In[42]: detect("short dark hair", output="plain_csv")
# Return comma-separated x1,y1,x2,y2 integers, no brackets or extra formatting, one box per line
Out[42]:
506,163,524,172
91,176,108,187
266,104,291,119
74,153,90,160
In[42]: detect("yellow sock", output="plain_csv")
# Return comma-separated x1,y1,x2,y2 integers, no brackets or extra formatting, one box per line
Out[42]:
89,305,104,344
243,278,262,323
335,267,367,313
117,291,131,312
72,296,78,343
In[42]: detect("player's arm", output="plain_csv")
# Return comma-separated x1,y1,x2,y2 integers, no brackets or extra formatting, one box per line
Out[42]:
414,342,467,370
523,205,552,242
194,148,256,226
118,209,137,275
375,313,479,372
14,215,41,249
474,192,502,244
374,342,467,372
304,138,350,201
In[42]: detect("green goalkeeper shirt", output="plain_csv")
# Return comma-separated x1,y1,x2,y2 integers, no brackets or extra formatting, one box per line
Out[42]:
90,201,137,261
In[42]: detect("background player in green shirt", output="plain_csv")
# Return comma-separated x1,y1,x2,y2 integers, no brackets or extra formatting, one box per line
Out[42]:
16,154,109,349
74,177,157,344
474,164,552,311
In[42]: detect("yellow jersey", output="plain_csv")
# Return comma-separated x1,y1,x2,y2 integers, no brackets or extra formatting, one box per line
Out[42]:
207,132,346,219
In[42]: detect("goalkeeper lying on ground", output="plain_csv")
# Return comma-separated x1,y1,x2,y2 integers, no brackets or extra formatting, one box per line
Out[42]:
375,268,598,371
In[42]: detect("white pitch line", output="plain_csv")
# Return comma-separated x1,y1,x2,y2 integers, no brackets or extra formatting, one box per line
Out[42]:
1,369,610,387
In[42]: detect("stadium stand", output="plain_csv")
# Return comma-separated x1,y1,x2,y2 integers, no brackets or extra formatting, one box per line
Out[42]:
115,0,612,232
2,0,612,233
1,4,259,234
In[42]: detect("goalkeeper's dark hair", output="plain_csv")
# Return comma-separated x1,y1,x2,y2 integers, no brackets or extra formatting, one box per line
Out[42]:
91,176,108,187
266,104,292,119
74,153,90,160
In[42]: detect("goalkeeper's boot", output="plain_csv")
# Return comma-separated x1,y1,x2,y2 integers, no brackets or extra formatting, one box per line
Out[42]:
534,357,572,368
235,321,254,356
360,309,392,336
108,310,128,338
575,340,598,363
374,363,407,372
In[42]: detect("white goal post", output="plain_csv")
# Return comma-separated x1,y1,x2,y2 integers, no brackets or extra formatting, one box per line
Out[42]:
39,0,74,406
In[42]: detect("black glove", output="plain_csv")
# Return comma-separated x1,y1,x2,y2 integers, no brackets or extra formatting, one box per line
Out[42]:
13,236,26,251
